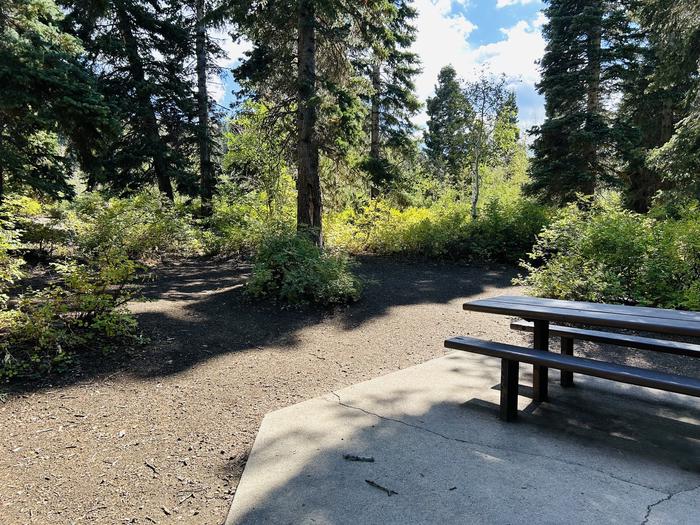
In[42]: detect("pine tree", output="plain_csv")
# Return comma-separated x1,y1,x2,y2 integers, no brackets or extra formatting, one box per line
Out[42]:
527,0,612,204
424,66,473,185
195,0,213,214
62,0,199,199
611,3,671,212
0,0,114,200
641,0,700,203
233,0,391,245
360,0,421,195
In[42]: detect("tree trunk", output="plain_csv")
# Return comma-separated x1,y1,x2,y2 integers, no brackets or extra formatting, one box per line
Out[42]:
116,3,174,200
296,0,322,246
196,0,213,216
471,102,486,220
470,155,479,220
583,5,602,196
369,61,380,198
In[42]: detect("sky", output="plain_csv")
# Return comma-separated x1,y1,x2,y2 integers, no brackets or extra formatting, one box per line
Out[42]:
212,0,546,134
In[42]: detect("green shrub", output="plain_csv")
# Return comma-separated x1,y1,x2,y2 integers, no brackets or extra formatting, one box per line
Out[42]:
0,218,24,307
200,180,296,255
0,255,138,380
68,189,200,261
326,195,549,263
199,174,298,255
246,232,362,306
2,195,69,256
517,194,700,309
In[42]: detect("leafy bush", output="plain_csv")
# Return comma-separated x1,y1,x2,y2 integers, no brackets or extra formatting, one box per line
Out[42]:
0,217,24,306
200,178,296,255
247,232,362,306
517,194,700,309
1,195,68,256
0,254,138,379
67,189,200,261
326,195,549,263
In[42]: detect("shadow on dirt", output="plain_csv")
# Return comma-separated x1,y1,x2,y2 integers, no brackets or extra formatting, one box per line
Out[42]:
5,256,518,394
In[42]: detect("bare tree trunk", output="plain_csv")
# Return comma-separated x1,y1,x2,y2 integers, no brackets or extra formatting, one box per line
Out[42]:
196,0,213,216
470,154,480,220
116,2,174,200
471,102,486,220
583,6,602,196
369,61,380,198
297,0,322,246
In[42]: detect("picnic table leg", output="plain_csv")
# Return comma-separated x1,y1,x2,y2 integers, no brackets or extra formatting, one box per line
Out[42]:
500,359,519,422
560,337,574,387
533,320,549,402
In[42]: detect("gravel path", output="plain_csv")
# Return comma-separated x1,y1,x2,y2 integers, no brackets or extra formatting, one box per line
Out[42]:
1,257,697,524
0,258,523,524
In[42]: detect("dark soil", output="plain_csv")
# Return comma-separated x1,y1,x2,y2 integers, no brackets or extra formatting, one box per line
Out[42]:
1,257,697,524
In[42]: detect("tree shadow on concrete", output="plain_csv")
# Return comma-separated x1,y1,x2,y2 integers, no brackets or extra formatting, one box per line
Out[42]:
224,356,700,524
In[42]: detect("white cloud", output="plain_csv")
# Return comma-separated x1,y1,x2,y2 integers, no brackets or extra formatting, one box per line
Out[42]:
496,0,538,8
209,30,252,103
472,19,544,85
412,0,545,128
411,0,477,121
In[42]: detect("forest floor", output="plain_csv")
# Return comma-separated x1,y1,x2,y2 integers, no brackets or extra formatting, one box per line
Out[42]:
1,257,698,525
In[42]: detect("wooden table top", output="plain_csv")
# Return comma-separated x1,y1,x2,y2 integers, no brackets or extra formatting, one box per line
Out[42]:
463,295,700,338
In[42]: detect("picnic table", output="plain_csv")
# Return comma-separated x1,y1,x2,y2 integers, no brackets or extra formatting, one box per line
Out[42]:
461,295,700,403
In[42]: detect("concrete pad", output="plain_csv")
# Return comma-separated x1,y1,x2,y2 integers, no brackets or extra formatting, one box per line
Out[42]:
226,352,700,524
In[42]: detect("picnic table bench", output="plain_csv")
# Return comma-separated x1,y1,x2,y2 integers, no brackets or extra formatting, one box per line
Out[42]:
445,295,700,421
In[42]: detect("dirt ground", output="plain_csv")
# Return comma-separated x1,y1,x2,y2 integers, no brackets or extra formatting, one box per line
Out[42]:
1,257,698,525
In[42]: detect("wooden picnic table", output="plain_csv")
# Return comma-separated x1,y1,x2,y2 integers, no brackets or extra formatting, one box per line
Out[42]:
462,295,700,402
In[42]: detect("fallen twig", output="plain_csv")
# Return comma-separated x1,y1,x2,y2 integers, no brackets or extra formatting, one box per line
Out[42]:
144,461,158,474
343,454,374,463
365,479,398,496
179,493,195,504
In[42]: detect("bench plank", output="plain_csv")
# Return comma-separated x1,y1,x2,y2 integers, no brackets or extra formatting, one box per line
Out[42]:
511,320,700,358
445,336,700,398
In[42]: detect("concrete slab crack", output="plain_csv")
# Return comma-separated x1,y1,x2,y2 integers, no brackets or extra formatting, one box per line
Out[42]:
329,391,672,495
641,484,700,525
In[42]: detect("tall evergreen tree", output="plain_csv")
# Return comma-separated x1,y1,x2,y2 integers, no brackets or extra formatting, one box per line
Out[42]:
195,0,212,213
233,0,390,245
424,65,472,185
63,0,198,198
527,0,614,204
641,0,700,203
0,0,113,200
611,3,673,212
360,0,421,195
191,0,227,215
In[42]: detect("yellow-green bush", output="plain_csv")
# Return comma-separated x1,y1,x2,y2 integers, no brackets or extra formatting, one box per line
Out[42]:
518,194,700,309
66,189,201,261
1,195,68,256
200,179,296,255
326,195,549,263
